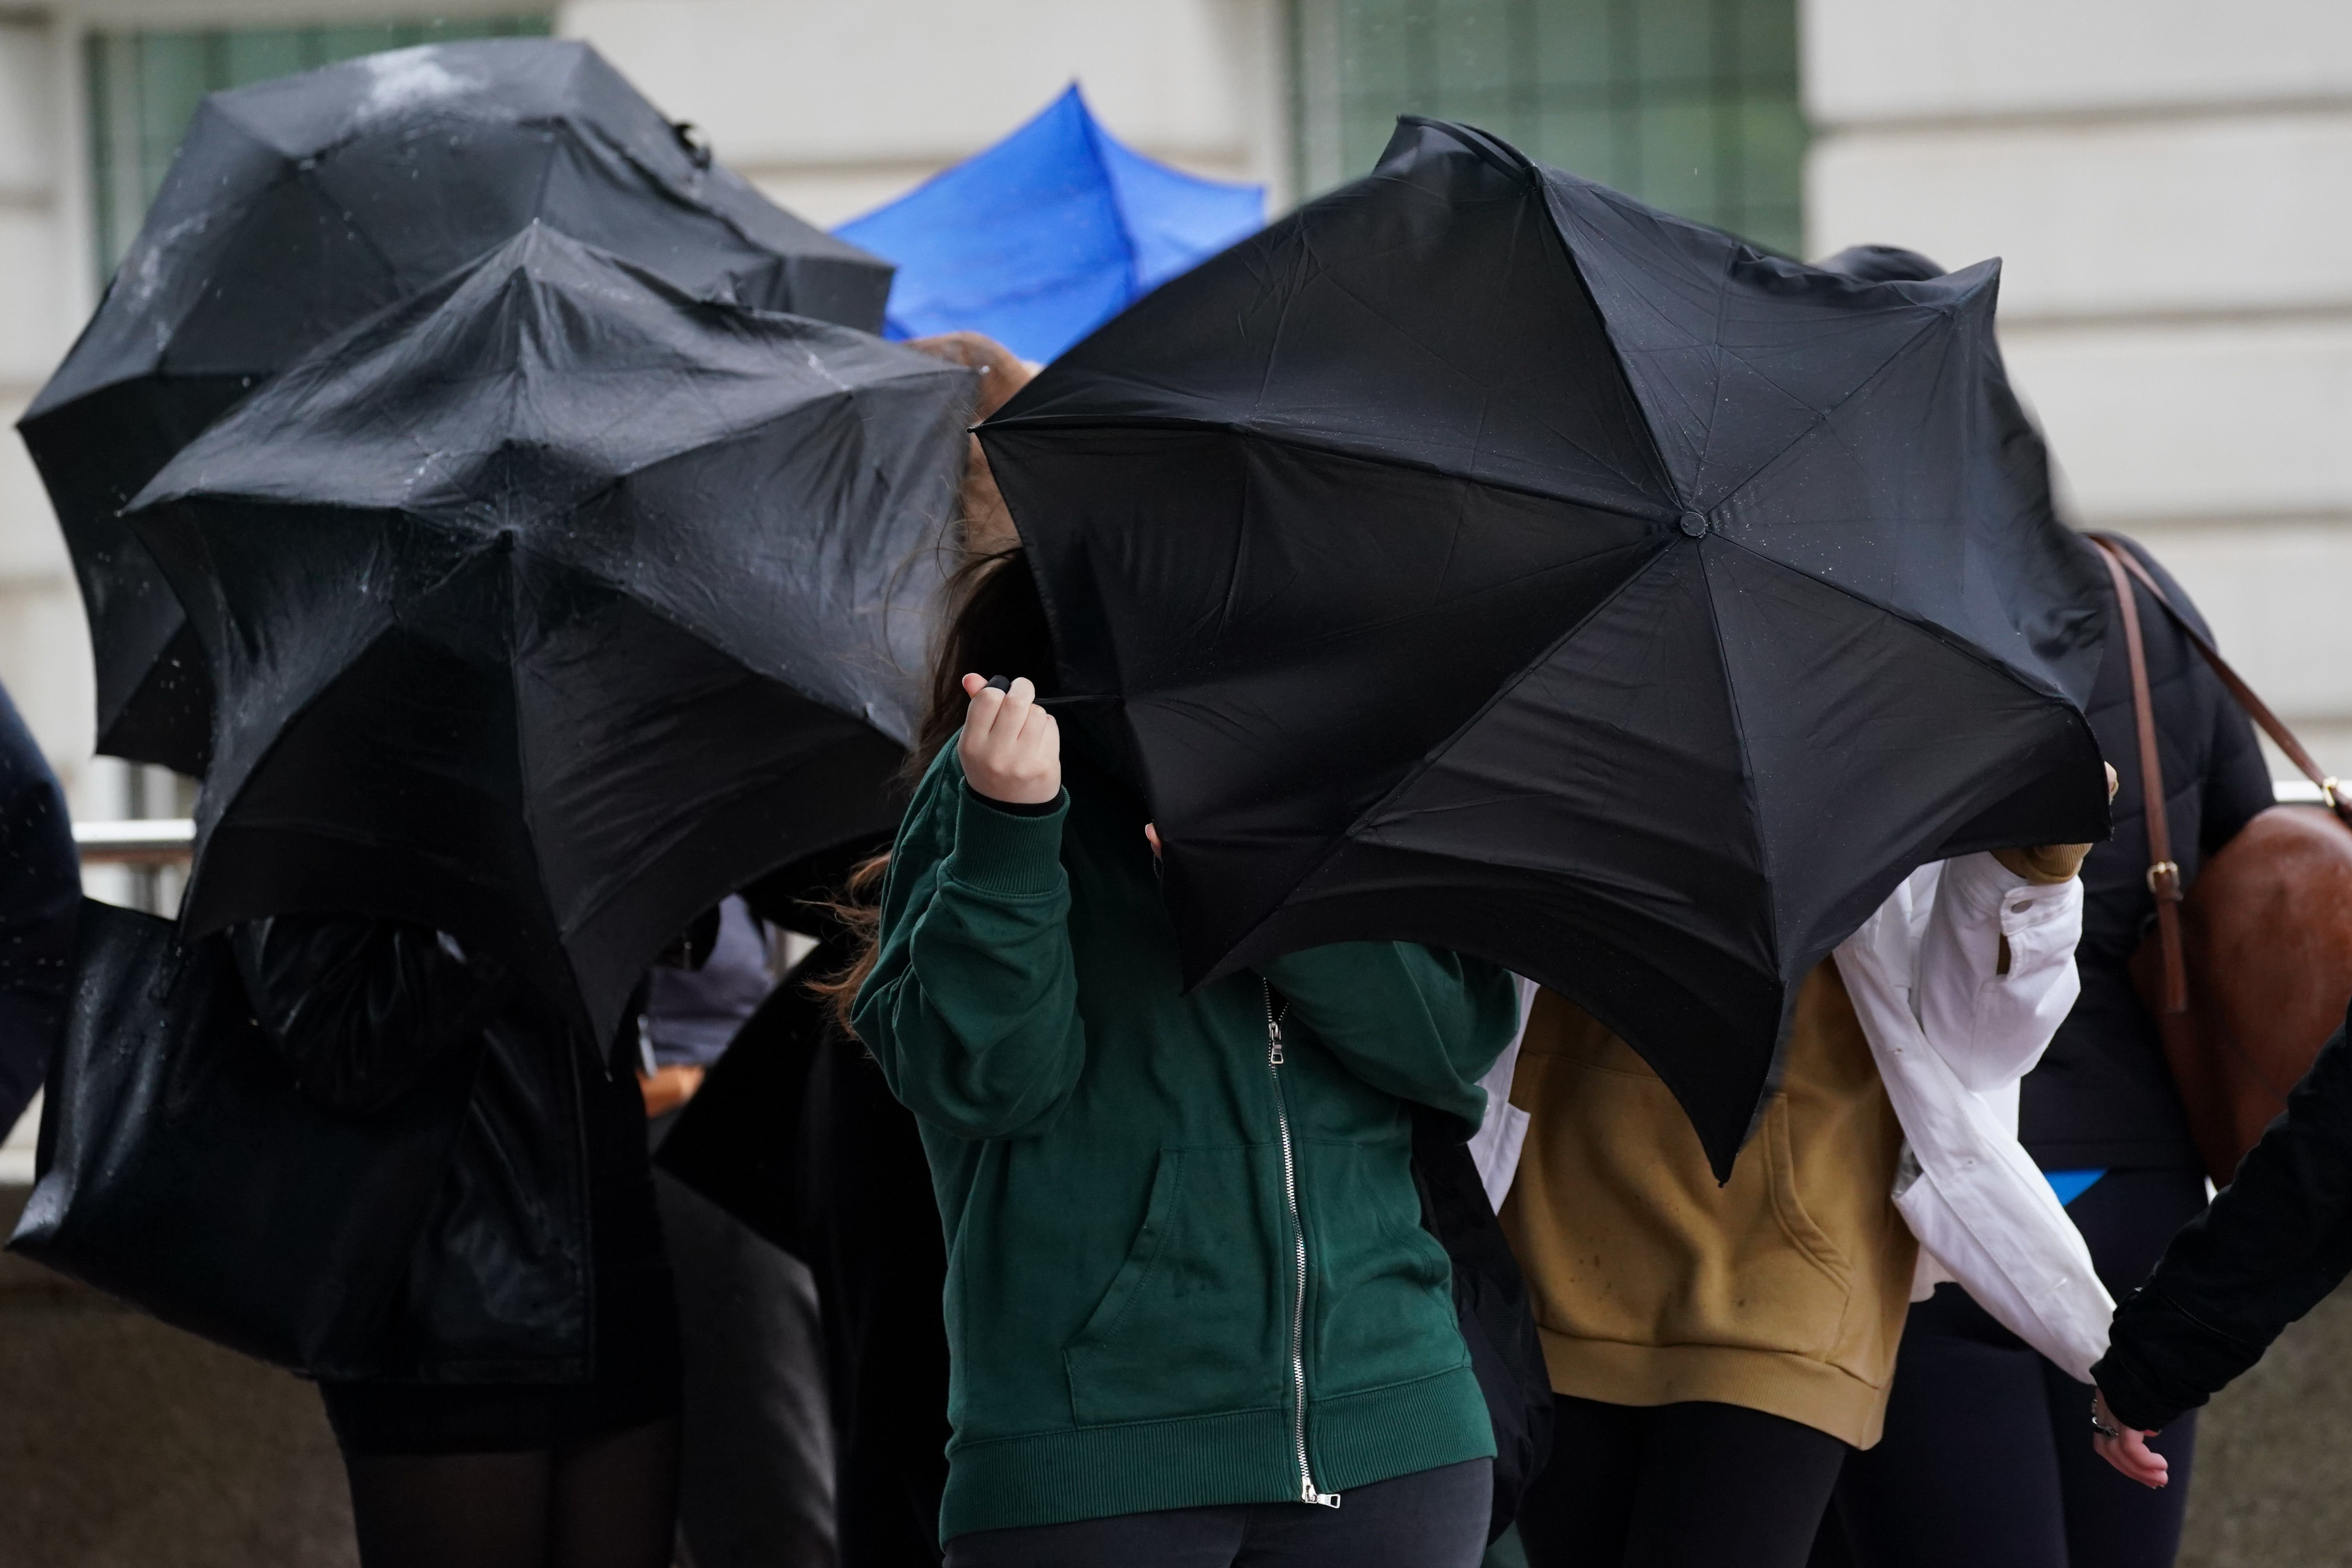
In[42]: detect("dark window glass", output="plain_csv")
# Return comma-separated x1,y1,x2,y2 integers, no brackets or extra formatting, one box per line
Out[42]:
1291,0,1805,255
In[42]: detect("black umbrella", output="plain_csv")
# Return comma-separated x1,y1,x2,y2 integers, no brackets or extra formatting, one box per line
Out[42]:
980,119,2109,1174
25,36,892,776
127,223,971,1039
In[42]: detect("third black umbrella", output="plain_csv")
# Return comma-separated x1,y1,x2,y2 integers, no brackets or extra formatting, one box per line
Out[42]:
127,223,970,1040
25,36,891,775
980,119,2110,1174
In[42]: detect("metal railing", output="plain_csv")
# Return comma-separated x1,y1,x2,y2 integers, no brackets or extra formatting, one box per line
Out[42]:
71,817,195,865
62,782,2338,865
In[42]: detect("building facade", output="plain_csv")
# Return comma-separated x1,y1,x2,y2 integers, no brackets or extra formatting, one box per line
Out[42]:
0,0,2342,829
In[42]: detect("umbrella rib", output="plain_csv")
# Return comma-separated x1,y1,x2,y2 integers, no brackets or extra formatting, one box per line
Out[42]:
1699,305,1953,509
1691,539,1780,984
1078,101,1145,304
1303,269,1666,501
1707,530,2072,700
502,567,573,1024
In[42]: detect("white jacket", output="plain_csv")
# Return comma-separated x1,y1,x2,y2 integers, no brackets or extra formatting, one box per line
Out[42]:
1469,851,2112,1382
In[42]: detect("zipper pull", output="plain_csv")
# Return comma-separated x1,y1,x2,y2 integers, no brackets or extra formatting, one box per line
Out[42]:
1264,986,1285,1065
1302,1481,1341,1508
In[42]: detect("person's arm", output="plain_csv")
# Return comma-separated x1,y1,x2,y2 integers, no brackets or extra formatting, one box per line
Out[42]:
1257,943,1519,1134
851,675,1087,1140
2092,1009,2352,1483
2199,673,2276,854
230,915,501,1115
1913,848,2087,1092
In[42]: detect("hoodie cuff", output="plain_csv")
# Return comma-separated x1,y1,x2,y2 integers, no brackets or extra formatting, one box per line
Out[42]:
944,783,1069,899
2092,1345,2192,1434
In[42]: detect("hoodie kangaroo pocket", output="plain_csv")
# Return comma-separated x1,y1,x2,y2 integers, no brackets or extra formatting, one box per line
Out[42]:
1063,1144,1285,1426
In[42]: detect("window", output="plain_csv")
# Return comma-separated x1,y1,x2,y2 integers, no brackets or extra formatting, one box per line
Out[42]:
86,15,554,277
1290,0,1805,256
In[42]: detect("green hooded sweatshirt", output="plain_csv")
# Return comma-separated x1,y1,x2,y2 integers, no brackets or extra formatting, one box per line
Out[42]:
853,745,1517,1541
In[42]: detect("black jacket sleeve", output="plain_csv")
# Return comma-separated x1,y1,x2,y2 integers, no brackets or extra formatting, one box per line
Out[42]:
2094,1004,2352,1430
230,915,503,1116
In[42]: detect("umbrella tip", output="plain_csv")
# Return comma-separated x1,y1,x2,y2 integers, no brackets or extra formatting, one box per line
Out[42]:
1679,511,1708,539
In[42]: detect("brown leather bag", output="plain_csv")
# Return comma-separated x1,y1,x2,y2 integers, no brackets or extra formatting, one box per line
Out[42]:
2091,535,2352,1185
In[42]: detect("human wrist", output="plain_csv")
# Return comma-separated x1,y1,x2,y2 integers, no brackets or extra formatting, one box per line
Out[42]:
1992,842,2091,884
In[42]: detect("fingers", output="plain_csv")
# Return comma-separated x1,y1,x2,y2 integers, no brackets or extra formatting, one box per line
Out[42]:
960,674,1035,745
2093,1429,2169,1489
2106,762,2121,801
2091,1392,2169,1488
958,675,1061,805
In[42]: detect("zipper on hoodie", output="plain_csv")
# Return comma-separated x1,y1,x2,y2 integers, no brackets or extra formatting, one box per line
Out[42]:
1264,982,1342,1508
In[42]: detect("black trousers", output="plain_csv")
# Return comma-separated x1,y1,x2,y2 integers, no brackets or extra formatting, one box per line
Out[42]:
1516,1397,1850,1568
1827,1167,2208,1568
943,1459,1492,1568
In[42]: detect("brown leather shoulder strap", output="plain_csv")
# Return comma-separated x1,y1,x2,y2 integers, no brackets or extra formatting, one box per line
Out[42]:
2091,536,2187,1013
2087,531,2352,831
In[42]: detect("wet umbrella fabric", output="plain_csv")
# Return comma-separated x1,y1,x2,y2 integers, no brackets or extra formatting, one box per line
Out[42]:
979,118,2108,1175
127,223,971,1041
834,84,1263,363
24,36,892,776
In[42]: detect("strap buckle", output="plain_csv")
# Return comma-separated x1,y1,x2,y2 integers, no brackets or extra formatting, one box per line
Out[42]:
2146,860,2182,901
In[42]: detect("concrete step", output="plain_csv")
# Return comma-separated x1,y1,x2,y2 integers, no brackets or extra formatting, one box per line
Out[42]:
0,1184,354,1568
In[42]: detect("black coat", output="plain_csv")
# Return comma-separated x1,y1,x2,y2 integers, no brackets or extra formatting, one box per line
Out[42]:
2018,535,2274,1170
2095,1001,2352,1429
232,915,662,1381
0,682,74,1134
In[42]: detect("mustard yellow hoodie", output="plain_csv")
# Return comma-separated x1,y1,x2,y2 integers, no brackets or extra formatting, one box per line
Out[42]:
1499,963,1918,1446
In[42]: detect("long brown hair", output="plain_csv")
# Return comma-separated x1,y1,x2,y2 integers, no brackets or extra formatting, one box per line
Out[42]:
808,547,1056,1029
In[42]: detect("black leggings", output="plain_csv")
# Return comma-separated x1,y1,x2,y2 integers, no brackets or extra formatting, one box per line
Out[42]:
1828,1167,2208,1568
341,1416,679,1568
942,1458,1492,1568
1517,1397,1850,1568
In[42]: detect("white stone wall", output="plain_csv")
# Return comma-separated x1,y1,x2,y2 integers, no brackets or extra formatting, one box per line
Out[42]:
0,18,91,812
1807,0,2352,777
560,0,1290,227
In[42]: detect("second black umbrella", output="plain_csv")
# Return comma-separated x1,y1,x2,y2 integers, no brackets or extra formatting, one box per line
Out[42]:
981,119,2110,1174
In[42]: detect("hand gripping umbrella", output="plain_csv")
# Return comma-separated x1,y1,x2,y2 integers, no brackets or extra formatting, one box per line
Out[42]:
127,223,971,1040
24,36,891,776
979,119,2109,1175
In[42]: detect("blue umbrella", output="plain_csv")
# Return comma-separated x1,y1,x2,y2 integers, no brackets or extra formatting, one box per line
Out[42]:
836,85,1263,363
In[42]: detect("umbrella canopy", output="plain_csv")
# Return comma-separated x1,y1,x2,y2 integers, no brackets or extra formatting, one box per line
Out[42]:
979,119,2109,1176
834,84,1263,363
26,36,892,776
127,223,971,1040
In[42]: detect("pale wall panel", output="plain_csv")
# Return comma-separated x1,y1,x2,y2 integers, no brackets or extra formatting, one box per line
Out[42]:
753,147,1261,231
1809,112,2352,319
0,24,55,198
559,0,1272,175
1804,0,2352,126
2001,318,2352,523
2121,519,2352,739
0,206,61,389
